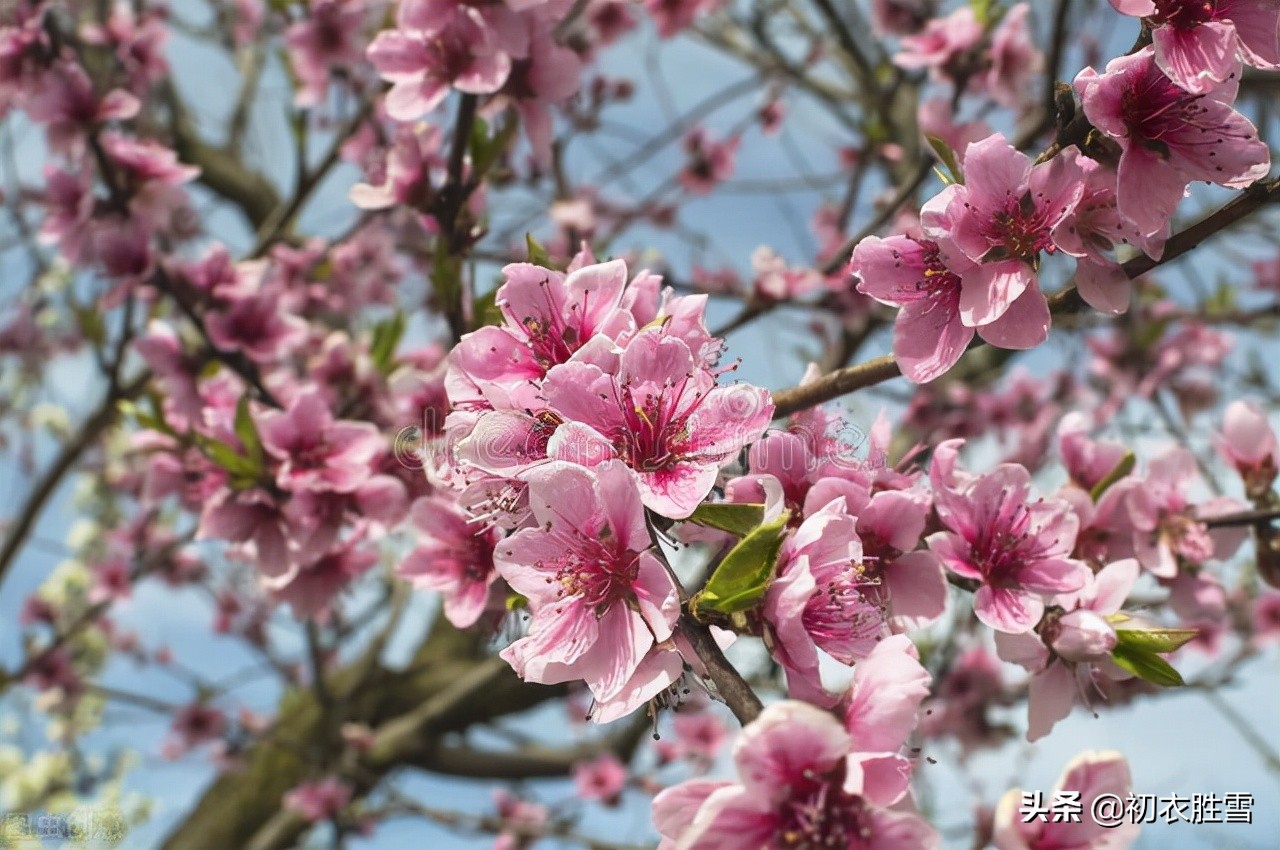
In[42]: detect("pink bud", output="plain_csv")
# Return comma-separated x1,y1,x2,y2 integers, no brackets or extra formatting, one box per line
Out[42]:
1050,610,1116,663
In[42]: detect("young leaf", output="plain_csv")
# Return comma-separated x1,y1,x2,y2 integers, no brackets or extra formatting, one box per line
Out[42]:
1114,626,1200,655
692,511,791,618
234,396,264,466
526,234,554,268
370,311,407,374
686,503,767,537
1109,643,1185,687
926,134,964,185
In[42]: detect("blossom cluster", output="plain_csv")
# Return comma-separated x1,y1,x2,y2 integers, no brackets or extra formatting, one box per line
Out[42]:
852,1,1275,383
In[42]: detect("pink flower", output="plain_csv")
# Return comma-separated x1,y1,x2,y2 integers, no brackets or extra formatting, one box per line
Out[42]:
539,329,773,517
851,234,979,383
272,540,379,619
928,440,1088,633
652,700,939,850
284,0,370,107
750,246,824,301
1109,0,1280,93
205,282,307,364
994,751,1139,850
763,499,887,704
367,5,511,120
920,645,1009,753
447,259,635,411
24,61,138,154
1214,399,1278,495
399,495,501,628
1252,592,1280,646
679,127,739,195
89,557,132,604
349,124,442,210
1075,47,1270,241
573,754,628,805
165,702,228,757
673,711,728,761
494,461,680,703
493,790,548,850
81,2,169,90
283,777,353,823
996,559,1138,740
646,0,727,39
842,634,933,760
1056,412,1128,492
1050,156,1164,314
894,5,983,79
921,136,1086,347
871,0,936,37
981,4,1042,107
489,10,584,168
257,391,383,494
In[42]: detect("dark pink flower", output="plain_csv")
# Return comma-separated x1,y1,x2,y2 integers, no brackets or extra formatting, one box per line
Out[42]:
981,3,1041,107
1252,592,1280,646
921,136,1085,347
257,391,383,494
653,700,939,850
367,5,511,120
894,5,983,79
495,461,680,703
573,754,628,805
540,329,773,517
447,259,635,411
205,281,307,364
764,499,887,704
679,127,739,195
284,0,370,107
1075,47,1270,240
399,495,501,628
871,0,937,37
165,702,228,757
283,777,353,822
1109,0,1280,93
928,440,1088,633
646,0,727,38
24,61,138,154
272,540,379,619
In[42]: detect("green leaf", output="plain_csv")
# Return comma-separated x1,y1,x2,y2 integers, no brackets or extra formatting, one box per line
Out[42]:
73,304,107,347
925,134,964,185
470,113,520,179
686,503,767,537
194,433,263,488
1089,451,1135,502
525,234,553,268
370,311,407,374
125,393,177,438
1114,626,1200,655
234,396,265,466
692,511,791,617
1109,643,1185,687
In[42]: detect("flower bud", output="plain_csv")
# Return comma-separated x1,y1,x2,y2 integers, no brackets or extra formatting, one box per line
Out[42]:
1050,609,1116,662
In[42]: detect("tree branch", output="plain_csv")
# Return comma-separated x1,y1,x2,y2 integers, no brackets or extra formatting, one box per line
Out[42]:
770,178,1280,418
